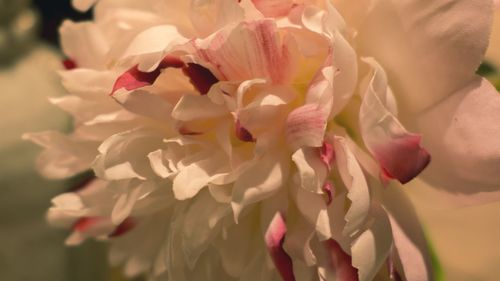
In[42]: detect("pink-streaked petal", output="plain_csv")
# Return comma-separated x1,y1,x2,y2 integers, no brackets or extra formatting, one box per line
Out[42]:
251,0,294,17
194,19,294,84
182,63,219,95
320,141,335,170
360,58,430,184
322,181,334,206
265,213,296,281
111,55,185,95
324,239,359,281
413,77,500,206
286,104,327,151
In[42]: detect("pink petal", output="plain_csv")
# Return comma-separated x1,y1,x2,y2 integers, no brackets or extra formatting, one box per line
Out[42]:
375,135,431,184
322,181,334,205
414,77,500,206
194,20,294,84
286,104,327,151
324,239,359,281
251,0,294,17
360,59,430,184
320,141,335,170
111,55,185,95
265,213,296,281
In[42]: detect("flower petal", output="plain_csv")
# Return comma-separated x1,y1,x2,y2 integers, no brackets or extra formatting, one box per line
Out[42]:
231,151,289,221
333,137,370,237
382,183,435,281
111,56,185,95
351,207,393,281
324,239,359,281
413,77,500,205
251,0,294,17
264,212,296,281
358,0,493,112
286,104,328,151
359,58,430,184
72,0,98,12
194,19,294,84
59,20,109,69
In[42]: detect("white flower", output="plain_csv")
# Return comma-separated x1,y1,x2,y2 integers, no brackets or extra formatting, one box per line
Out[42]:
25,1,500,281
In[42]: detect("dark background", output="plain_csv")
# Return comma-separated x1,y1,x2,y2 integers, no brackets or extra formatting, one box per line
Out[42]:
33,0,91,46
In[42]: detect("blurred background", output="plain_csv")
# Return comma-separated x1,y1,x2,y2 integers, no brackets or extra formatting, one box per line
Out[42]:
1,0,500,281
0,1,111,280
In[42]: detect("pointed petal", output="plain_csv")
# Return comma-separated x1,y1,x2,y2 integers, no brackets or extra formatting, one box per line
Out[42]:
111,56,184,95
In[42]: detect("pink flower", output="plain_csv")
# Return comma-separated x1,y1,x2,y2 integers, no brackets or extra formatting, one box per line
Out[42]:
25,1,500,281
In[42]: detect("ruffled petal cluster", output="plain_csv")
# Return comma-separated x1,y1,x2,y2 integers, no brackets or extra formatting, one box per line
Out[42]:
26,1,500,281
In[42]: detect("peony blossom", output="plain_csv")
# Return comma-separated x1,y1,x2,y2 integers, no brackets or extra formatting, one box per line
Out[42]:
25,1,500,281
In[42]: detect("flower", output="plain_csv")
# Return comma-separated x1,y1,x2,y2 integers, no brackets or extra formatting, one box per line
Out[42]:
25,1,500,281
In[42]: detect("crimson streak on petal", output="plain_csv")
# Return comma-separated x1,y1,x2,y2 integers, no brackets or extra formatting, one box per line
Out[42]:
325,239,359,281
265,213,296,281
182,63,219,95
111,55,219,96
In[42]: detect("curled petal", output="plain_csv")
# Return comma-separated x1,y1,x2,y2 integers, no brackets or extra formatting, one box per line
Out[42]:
182,63,219,95
111,56,184,95
360,58,430,184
